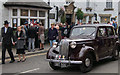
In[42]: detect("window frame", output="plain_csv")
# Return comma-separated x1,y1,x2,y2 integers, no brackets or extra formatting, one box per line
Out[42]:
97,27,107,38
106,0,113,9
106,27,115,37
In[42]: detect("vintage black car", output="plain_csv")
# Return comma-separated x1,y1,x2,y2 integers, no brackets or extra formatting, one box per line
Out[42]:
46,24,119,73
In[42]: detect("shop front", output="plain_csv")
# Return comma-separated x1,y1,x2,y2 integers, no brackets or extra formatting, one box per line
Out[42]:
4,2,51,29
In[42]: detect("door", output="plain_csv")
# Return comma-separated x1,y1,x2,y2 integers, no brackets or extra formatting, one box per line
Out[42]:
96,27,108,58
66,14,72,25
106,27,116,55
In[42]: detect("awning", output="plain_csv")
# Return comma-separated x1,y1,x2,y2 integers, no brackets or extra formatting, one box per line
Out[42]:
4,2,52,10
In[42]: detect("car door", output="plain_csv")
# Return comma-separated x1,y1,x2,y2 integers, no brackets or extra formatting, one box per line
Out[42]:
106,27,116,55
96,27,108,58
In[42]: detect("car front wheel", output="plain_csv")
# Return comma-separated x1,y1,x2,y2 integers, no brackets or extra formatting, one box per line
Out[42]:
80,54,93,73
49,62,61,70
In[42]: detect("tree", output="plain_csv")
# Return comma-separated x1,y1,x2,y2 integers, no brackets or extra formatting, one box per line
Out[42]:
61,14,66,24
76,8,84,24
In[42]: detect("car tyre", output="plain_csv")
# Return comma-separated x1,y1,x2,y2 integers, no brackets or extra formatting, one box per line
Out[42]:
80,54,93,73
49,62,61,70
112,46,119,60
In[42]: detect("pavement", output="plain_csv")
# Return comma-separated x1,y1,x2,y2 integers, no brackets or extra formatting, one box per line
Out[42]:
0,44,50,60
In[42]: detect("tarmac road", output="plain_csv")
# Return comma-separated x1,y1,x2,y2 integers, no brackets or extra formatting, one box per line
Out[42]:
1,52,119,74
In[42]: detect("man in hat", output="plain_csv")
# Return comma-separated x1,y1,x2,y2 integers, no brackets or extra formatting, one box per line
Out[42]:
1,20,15,64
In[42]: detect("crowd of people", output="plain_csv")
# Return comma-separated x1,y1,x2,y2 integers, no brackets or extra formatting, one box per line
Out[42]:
1,20,45,64
0,19,119,64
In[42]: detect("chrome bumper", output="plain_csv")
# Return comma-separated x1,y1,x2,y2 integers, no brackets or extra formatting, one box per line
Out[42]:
47,59,82,64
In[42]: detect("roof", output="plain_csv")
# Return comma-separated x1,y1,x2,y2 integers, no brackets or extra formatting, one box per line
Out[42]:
74,24,113,28
4,2,52,10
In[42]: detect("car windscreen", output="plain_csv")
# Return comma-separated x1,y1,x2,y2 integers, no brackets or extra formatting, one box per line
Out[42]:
70,27,96,37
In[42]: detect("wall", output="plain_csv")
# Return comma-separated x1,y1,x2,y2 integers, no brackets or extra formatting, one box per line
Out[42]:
118,1,120,25
46,0,119,24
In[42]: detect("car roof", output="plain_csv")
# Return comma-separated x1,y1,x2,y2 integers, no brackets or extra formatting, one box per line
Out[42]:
74,24,113,28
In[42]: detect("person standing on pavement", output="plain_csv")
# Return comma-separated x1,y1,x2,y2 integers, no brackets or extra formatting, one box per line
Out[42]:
24,22,29,50
28,24,37,52
1,20,15,64
38,22,45,50
112,20,117,34
48,24,58,47
35,22,40,48
15,26,26,62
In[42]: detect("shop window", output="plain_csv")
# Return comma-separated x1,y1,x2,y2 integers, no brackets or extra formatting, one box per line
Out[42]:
12,18,18,27
39,19,45,26
50,13,55,19
21,9,28,16
20,19,28,25
39,11,45,17
30,10,37,17
30,19,37,25
101,17,110,24
13,9,17,16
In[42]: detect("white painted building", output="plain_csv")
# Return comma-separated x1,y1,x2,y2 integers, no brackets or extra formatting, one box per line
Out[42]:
44,0,120,25
0,0,51,30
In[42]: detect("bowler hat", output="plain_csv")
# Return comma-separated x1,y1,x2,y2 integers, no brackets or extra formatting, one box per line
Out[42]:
4,20,9,25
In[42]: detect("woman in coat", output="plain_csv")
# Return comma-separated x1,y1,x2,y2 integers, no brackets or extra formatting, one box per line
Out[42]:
15,26,26,62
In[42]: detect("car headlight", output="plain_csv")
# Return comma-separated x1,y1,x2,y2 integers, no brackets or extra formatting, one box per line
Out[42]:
53,42,58,48
70,41,77,49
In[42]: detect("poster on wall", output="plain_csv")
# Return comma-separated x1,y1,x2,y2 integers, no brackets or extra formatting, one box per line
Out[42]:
30,19,37,25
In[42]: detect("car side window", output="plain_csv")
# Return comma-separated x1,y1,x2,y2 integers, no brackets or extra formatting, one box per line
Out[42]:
107,27,114,37
97,27,107,37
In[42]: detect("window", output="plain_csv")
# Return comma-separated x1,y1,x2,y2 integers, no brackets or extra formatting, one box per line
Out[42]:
30,10,37,17
86,0,90,7
107,27,114,36
13,9,17,16
21,9,28,16
20,19,28,25
97,28,107,37
12,18,18,27
39,11,45,17
49,13,55,19
106,0,113,9
70,27,96,37
66,0,73,4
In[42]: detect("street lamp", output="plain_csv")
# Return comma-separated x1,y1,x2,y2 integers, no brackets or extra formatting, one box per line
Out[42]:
48,0,50,28
54,5,59,23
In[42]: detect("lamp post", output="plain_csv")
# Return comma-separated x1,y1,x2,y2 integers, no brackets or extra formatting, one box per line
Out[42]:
48,0,50,28
54,5,59,23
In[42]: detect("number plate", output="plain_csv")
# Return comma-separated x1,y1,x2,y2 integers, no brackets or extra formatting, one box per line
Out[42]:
54,63,60,66
61,63,67,67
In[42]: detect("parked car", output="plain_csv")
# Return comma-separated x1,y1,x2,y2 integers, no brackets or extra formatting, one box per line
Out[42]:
46,24,119,73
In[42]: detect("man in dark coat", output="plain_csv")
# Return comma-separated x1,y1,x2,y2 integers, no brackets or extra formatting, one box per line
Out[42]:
27,24,37,52
48,24,58,47
1,20,15,64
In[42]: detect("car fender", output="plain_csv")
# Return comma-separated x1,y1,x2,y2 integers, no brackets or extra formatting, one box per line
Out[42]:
79,46,97,61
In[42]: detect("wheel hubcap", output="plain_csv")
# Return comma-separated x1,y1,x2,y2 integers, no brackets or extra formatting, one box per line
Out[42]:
85,58,91,67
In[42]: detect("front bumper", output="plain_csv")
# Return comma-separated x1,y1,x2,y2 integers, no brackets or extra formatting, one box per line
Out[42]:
47,59,82,64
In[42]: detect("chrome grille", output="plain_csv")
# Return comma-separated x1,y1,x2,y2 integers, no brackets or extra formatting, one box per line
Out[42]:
60,39,69,58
